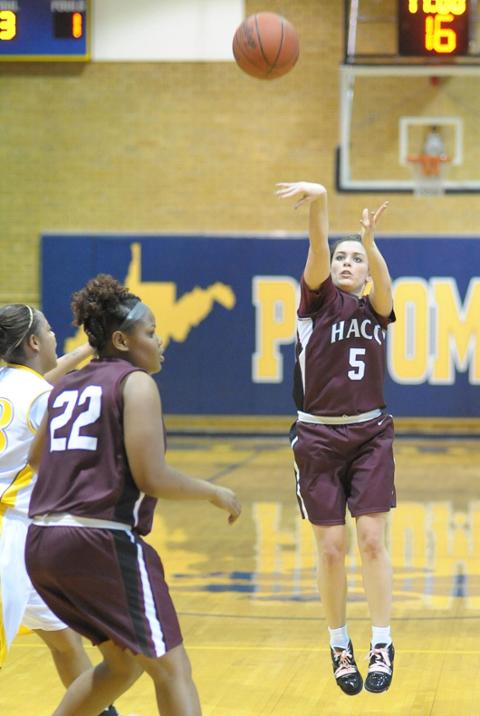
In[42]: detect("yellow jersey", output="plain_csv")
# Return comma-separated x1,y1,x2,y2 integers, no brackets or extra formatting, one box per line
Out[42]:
0,364,51,518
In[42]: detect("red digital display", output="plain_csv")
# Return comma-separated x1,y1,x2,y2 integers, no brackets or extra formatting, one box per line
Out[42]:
398,0,469,57
53,10,84,40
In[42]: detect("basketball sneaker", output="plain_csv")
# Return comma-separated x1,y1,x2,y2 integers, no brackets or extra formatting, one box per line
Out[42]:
330,641,363,695
364,642,395,693
98,707,120,716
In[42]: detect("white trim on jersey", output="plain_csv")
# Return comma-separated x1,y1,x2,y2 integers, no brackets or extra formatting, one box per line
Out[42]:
297,408,382,425
132,491,145,528
127,532,167,657
297,317,314,393
32,513,130,530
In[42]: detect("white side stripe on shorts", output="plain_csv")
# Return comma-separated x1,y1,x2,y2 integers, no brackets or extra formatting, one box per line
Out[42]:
127,532,166,657
291,436,309,520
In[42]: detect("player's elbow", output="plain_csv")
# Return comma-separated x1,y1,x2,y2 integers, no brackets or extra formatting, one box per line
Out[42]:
132,472,158,497
132,464,169,498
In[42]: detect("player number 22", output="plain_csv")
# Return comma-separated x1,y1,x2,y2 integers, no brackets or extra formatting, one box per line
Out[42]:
50,386,102,452
348,347,366,381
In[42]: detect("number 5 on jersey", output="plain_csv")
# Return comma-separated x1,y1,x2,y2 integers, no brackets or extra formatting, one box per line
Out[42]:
50,386,102,451
348,347,366,381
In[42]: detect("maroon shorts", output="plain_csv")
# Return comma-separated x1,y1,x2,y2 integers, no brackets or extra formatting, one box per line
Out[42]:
25,525,182,658
290,414,396,525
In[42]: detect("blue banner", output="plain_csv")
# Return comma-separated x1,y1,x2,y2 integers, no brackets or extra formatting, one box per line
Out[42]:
41,234,480,418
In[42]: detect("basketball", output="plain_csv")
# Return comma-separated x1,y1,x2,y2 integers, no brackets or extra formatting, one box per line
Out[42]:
232,12,299,80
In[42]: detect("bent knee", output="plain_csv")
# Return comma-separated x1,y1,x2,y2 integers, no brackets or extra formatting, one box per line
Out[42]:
144,645,193,685
36,627,84,656
98,643,143,682
106,659,143,683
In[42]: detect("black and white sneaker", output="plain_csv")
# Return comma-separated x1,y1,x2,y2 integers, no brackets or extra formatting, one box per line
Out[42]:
98,707,120,716
330,641,363,695
364,642,395,693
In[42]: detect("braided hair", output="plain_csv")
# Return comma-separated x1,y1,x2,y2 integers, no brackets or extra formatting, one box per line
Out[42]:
71,274,141,353
0,304,41,362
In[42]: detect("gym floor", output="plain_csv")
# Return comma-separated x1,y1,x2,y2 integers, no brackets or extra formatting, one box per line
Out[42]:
3,434,480,715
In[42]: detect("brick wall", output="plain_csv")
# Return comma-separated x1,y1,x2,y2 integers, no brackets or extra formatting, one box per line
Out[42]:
0,0,478,306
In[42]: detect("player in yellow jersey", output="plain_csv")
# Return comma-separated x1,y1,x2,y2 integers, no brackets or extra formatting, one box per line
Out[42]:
0,303,124,716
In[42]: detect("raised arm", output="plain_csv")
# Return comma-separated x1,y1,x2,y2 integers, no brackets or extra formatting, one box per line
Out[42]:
276,182,330,290
123,371,241,524
360,202,393,317
44,343,94,385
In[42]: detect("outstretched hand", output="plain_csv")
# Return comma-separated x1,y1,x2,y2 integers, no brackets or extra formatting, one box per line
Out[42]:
360,202,389,244
276,181,327,210
210,485,242,525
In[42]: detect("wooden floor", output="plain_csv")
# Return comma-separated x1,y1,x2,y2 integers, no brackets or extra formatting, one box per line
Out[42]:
3,434,480,715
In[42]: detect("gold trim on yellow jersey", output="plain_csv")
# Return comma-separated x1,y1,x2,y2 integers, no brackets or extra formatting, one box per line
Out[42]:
0,464,35,517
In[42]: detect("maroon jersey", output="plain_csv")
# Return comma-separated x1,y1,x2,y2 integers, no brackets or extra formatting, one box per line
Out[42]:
293,275,395,416
29,358,158,536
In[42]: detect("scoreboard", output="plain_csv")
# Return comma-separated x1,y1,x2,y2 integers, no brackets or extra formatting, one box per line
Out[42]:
398,0,470,57
0,0,89,61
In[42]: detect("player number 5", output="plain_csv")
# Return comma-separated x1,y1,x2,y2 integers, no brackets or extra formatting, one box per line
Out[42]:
348,347,366,381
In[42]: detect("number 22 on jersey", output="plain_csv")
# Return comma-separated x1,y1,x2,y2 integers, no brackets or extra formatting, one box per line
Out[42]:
50,386,102,452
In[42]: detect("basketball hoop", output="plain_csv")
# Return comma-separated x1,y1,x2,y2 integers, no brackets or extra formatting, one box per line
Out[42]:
407,154,450,197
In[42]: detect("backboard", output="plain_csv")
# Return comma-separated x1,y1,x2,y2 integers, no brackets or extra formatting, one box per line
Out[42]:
338,0,480,193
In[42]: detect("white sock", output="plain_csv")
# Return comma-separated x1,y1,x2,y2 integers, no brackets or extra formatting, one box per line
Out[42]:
328,625,350,650
371,625,392,647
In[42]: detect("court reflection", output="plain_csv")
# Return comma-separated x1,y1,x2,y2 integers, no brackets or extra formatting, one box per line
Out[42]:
155,500,480,607
252,500,480,608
